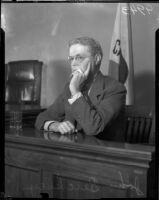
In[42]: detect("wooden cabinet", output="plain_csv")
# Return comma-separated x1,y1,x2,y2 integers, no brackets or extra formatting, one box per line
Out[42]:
5,129,155,198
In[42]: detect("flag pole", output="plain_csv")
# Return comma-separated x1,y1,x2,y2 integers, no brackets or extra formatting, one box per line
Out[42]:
125,3,135,105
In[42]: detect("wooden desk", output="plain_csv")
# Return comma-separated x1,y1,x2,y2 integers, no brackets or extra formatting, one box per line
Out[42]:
5,128,155,198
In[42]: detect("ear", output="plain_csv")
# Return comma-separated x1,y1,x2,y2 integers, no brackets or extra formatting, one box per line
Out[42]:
95,54,101,66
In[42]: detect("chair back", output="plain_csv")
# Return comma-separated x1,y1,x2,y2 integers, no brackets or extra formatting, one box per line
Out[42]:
5,60,43,105
124,105,155,144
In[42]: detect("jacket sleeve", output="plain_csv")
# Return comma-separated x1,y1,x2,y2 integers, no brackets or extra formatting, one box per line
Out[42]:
69,82,126,135
35,91,65,130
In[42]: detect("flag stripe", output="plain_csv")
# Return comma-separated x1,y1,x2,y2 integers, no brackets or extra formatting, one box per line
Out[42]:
108,3,134,105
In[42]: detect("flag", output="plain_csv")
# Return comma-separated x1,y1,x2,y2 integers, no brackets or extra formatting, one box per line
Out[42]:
108,3,134,105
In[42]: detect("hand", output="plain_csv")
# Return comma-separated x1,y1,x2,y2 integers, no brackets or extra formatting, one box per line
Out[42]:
48,121,75,134
69,59,91,96
49,121,75,134
57,121,75,134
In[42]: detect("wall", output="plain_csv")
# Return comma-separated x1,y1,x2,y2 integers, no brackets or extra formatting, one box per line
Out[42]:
2,3,158,108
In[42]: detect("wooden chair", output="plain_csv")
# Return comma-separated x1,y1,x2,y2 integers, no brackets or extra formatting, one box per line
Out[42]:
124,105,155,145
5,60,44,128
5,60,43,105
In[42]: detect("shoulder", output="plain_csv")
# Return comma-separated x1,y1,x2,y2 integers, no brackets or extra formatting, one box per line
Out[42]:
106,75,126,90
98,72,126,93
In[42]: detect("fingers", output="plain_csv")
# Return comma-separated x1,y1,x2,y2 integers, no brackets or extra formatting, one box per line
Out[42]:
73,69,84,76
75,59,91,79
57,121,75,134
71,68,86,85
72,70,85,81
83,60,91,78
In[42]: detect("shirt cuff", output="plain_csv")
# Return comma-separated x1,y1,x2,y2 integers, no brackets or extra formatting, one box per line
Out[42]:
68,92,83,104
43,121,55,131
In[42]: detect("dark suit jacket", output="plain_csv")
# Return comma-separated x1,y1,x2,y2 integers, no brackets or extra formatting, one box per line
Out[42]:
35,71,126,142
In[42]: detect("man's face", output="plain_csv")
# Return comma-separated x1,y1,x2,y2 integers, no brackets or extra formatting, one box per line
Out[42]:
68,44,95,76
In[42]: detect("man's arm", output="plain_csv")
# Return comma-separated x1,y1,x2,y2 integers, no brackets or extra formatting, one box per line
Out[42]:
69,82,126,135
35,84,76,134
35,92,65,130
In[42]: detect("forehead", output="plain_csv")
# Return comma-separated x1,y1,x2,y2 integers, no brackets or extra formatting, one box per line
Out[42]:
69,44,91,56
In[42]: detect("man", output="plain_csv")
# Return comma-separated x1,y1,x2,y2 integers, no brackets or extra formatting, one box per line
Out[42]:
35,37,126,141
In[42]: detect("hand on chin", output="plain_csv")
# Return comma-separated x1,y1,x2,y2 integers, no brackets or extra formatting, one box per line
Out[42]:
69,70,85,96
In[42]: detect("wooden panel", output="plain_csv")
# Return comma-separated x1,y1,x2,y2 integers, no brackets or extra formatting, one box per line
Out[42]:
5,128,155,198
5,145,149,198
50,174,128,199
41,166,147,199
5,164,41,198
38,148,149,199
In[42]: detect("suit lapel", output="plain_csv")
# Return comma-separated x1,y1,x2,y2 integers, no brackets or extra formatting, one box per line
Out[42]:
89,71,105,105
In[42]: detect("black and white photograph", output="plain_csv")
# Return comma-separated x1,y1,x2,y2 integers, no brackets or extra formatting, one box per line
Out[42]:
1,1,158,198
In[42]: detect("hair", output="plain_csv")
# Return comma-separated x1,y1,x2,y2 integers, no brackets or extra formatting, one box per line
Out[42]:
68,36,103,64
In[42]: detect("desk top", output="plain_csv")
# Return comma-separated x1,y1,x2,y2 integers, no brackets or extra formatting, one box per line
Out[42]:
5,127,155,166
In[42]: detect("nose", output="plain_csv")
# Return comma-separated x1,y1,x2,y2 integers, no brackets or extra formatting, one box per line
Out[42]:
70,59,79,71
71,58,78,66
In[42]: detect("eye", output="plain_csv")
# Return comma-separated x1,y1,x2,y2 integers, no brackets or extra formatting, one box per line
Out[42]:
68,56,73,62
76,55,84,62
